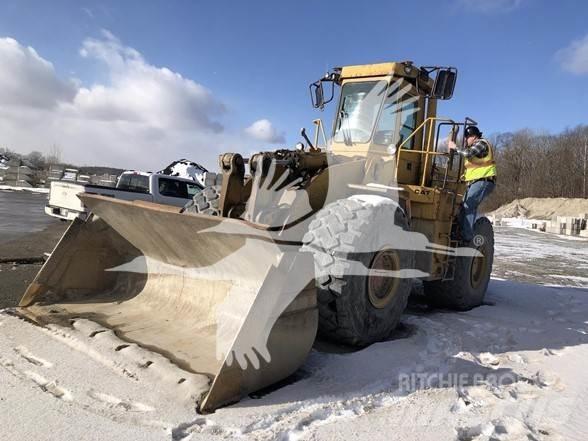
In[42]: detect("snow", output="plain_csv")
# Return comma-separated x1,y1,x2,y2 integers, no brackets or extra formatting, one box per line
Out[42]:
492,216,536,228
1,228,588,440
492,226,588,288
0,185,49,193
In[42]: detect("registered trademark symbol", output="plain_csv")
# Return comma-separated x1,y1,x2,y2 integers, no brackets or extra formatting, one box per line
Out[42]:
473,235,485,246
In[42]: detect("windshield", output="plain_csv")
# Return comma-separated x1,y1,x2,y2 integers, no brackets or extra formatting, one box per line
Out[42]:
333,80,387,145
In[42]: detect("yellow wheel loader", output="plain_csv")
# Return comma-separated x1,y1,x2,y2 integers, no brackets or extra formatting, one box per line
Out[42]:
18,61,494,412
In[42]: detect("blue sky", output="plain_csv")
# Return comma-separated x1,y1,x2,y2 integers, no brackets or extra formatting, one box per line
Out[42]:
0,0,586,169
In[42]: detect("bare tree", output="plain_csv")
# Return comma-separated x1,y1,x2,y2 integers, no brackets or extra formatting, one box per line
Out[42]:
25,151,46,169
46,144,62,165
483,125,588,212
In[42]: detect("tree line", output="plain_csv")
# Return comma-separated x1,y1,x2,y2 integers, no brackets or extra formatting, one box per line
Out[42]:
0,145,122,177
483,124,588,211
0,144,62,169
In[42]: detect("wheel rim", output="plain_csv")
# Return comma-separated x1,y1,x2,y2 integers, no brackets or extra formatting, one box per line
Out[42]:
367,249,401,309
470,243,488,289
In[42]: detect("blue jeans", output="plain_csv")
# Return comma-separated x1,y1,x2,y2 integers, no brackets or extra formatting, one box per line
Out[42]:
459,180,495,241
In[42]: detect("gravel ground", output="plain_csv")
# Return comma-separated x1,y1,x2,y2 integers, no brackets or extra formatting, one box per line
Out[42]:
0,190,54,241
0,190,69,307
0,222,68,308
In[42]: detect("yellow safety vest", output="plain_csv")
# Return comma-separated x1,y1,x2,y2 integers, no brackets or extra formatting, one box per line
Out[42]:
464,138,497,182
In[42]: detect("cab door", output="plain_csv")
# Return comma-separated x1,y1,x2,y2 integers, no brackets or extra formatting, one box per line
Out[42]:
370,79,424,185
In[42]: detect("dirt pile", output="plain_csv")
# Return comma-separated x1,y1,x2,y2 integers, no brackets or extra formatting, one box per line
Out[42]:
490,197,588,219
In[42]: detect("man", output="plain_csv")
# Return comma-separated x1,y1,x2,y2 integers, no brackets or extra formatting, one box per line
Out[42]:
448,126,497,243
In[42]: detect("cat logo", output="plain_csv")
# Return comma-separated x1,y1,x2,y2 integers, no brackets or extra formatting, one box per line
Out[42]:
414,188,431,195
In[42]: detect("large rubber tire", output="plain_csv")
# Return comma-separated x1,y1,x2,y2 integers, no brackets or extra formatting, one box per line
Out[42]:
423,217,494,310
302,198,415,347
182,185,221,216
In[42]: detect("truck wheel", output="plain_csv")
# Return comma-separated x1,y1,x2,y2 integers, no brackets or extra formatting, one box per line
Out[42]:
302,197,415,347
423,217,494,310
182,185,221,216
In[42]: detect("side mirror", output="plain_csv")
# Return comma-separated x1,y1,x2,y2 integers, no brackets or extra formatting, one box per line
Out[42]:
433,68,457,100
309,75,336,110
310,81,325,109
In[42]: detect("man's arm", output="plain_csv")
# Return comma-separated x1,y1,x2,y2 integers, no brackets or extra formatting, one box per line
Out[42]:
449,140,488,159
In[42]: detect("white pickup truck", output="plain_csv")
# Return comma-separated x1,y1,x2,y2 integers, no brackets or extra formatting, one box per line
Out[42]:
45,171,204,221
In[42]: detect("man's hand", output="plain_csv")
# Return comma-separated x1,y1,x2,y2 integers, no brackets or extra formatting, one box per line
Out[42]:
447,139,457,151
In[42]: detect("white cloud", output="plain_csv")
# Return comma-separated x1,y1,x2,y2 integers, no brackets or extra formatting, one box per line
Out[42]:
0,32,244,171
74,31,225,132
0,38,77,108
457,0,524,13
245,119,285,144
555,34,588,75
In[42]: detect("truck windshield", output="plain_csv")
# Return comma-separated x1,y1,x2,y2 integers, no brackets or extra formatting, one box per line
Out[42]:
117,174,150,192
333,80,387,145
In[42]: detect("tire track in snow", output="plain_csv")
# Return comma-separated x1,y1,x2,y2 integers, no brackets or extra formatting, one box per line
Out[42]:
87,389,154,413
14,346,53,368
25,371,73,401
40,318,210,404
171,390,405,441
0,312,196,434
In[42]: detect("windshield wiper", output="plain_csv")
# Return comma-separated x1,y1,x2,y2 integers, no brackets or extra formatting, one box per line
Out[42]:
340,110,354,146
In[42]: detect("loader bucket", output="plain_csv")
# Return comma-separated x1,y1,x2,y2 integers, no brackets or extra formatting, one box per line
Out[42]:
19,195,318,412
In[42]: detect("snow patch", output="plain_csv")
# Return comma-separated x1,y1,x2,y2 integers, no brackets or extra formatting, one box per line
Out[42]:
0,185,49,193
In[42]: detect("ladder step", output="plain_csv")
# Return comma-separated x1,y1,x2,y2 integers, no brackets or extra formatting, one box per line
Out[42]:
442,239,459,281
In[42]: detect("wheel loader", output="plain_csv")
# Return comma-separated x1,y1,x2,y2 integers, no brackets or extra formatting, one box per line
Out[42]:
18,61,494,412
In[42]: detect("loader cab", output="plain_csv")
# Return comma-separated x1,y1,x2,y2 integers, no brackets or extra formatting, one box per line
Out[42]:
332,77,420,150
311,62,457,187
331,76,425,185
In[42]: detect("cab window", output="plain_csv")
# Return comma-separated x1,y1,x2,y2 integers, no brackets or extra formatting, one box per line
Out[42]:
373,95,398,147
187,182,201,197
399,98,418,150
158,178,202,198
159,178,186,198
372,82,419,149
333,81,387,145
117,174,150,192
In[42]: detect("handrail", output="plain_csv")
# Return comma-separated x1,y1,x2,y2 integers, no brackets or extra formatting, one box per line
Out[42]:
312,119,328,150
395,117,457,184
397,116,456,150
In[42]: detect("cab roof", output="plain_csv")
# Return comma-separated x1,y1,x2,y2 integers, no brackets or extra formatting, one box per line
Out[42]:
339,61,415,79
